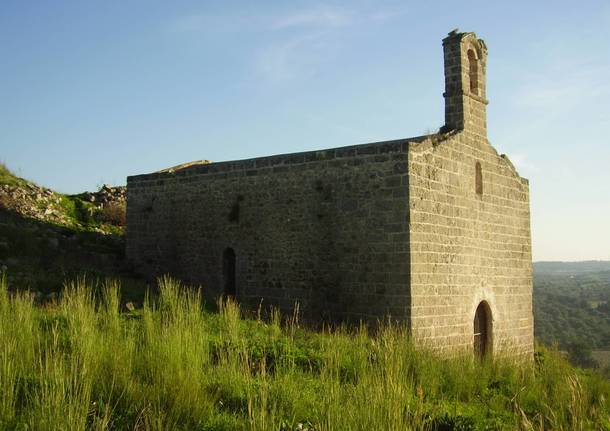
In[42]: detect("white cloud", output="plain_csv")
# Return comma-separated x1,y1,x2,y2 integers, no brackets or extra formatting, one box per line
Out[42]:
258,5,407,82
257,32,330,81
508,36,610,119
269,4,408,30
165,6,355,35
369,7,408,23
165,12,261,34
166,5,407,82
272,6,354,30
514,67,609,112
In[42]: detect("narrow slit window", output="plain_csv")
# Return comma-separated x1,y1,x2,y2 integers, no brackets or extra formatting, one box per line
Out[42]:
475,161,483,195
468,49,479,95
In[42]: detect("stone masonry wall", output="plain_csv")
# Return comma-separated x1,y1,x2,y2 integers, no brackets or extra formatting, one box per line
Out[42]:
127,139,415,322
408,130,534,355
127,29,534,355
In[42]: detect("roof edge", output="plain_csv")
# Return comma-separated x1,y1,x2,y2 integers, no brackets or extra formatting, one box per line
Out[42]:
127,134,441,183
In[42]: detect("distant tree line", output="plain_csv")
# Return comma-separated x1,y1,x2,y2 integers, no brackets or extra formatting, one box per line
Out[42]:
533,262,610,370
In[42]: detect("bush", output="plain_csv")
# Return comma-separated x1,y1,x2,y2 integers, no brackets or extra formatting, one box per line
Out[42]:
98,201,126,227
0,162,28,187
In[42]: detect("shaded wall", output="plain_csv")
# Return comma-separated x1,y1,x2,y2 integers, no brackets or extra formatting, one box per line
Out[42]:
127,140,412,323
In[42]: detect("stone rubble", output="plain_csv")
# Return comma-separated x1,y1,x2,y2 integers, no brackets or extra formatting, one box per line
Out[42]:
81,184,127,206
0,182,126,229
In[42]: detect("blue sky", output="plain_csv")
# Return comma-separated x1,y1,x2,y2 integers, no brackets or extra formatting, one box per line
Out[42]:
1,1,609,261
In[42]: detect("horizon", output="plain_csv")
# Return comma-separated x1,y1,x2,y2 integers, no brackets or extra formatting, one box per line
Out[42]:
533,260,610,264
2,1,609,261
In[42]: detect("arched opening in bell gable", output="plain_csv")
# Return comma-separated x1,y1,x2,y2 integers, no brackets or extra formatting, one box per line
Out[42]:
467,49,479,95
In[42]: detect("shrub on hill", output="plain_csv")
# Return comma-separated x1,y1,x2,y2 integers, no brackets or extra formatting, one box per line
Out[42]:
0,162,28,187
97,201,126,227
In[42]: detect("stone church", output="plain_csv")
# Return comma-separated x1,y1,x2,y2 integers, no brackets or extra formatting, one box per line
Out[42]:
126,30,534,356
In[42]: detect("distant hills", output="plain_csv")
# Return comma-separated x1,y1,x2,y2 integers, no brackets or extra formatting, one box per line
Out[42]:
533,260,610,366
534,260,610,275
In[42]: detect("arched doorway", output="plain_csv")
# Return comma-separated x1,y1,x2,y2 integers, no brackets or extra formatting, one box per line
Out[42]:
473,301,492,359
223,248,236,298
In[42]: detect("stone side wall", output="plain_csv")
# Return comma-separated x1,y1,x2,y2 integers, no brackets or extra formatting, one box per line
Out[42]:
127,139,414,322
407,131,534,355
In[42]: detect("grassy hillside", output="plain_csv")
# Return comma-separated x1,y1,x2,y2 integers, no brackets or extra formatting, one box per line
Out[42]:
0,163,28,187
1,275,609,431
0,163,143,299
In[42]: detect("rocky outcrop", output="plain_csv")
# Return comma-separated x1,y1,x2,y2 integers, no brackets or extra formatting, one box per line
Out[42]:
81,184,126,207
0,182,126,232
0,183,69,225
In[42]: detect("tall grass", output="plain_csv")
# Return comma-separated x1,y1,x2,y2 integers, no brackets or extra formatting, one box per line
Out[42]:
0,275,609,430
0,162,28,187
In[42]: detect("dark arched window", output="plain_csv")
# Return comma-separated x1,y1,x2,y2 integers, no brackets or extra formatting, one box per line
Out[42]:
474,301,492,359
475,161,483,195
468,49,479,95
223,248,236,298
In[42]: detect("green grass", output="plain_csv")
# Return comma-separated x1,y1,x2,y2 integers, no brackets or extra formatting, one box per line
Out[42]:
58,194,124,234
1,275,609,431
0,162,29,187
59,195,96,228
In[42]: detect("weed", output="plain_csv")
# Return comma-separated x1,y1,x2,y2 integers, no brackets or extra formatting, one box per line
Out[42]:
0,163,29,187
